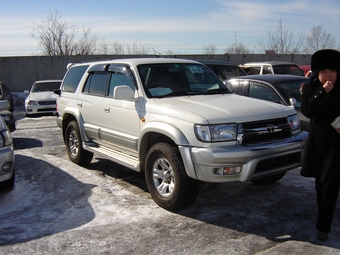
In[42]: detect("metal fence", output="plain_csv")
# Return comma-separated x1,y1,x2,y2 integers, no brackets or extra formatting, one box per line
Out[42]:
0,54,312,92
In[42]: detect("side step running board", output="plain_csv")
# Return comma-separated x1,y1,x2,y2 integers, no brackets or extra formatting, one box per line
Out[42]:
83,142,141,172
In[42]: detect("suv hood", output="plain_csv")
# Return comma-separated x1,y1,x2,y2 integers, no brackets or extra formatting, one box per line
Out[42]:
153,94,296,124
27,92,57,101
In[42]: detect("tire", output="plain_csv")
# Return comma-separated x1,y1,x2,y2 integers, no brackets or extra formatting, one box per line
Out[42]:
65,120,93,166
145,142,199,211
251,172,286,185
1,169,15,191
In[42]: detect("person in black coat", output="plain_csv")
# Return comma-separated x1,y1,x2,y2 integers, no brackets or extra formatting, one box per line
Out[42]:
301,49,340,241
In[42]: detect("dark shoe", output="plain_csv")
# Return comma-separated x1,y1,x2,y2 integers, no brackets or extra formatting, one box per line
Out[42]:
317,231,328,241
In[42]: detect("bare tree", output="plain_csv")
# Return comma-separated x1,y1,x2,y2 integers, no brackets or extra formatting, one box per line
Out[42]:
96,39,151,55
259,20,304,54
74,27,98,55
124,39,150,55
202,44,218,54
29,10,98,56
304,25,336,54
110,41,125,55
165,50,175,56
97,39,110,54
223,43,250,54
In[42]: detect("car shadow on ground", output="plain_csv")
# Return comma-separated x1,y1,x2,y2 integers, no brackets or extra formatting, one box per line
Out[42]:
13,137,43,149
0,154,96,245
178,171,340,249
87,157,149,193
87,159,340,249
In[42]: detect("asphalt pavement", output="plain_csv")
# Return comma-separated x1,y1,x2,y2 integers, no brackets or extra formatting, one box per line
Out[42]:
0,106,340,254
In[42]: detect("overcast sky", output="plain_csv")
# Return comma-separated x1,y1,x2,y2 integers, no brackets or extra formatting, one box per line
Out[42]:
0,0,339,56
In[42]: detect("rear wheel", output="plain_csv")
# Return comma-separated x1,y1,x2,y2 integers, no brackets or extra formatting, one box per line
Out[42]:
145,142,199,211
251,172,286,185
65,120,93,166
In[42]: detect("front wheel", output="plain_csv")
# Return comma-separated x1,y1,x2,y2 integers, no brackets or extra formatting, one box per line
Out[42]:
65,120,93,166
145,142,199,211
251,172,286,185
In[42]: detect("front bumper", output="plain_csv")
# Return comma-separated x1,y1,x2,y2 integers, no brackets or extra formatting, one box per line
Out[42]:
180,131,308,183
25,105,57,115
0,145,14,182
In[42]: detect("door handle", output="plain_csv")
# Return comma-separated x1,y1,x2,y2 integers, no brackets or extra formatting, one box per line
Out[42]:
104,107,110,113
77,102,83,107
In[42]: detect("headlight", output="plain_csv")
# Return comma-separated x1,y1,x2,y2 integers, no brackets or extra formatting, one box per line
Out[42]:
0,130,12,147
287,114,300,131
195,124,236,142
27,100,38,106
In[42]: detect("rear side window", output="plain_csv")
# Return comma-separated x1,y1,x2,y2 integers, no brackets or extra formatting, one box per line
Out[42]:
83,72,109,96
62,65,89,93
246,67,261,75
262,66,272,74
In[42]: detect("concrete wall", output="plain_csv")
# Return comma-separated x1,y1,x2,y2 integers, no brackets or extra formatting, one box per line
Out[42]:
0,54,312,92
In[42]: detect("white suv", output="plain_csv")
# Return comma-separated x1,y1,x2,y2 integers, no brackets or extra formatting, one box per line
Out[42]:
240,61,305,76
55,58,307,211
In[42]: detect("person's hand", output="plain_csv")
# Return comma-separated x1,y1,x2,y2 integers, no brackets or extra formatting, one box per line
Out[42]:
336,128,340,134
323,80,334,93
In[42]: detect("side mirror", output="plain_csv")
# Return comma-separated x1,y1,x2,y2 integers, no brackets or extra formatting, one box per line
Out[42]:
113,85,135,101
54,89,61,96
289,98,297,107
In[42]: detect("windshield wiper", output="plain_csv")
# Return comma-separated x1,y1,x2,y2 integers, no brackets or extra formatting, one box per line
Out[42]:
202,88,231,95
157,89,204,98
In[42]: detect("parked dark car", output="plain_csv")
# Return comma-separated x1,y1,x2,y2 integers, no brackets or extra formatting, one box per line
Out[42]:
0,82,14,112
224,75,310,131
199,60,247,80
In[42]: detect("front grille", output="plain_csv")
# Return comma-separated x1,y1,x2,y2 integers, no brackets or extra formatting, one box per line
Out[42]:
38,101,55,105
239,118,291,145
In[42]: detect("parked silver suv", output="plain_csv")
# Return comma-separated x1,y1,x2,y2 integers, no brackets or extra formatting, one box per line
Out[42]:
55,58,307,211
0,100,14,190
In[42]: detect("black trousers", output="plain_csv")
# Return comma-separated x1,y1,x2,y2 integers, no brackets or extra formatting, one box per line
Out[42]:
315,162,340,233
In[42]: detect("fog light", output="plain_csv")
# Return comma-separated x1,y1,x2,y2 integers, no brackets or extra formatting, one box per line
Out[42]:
213,166,241,175
2,162,13,172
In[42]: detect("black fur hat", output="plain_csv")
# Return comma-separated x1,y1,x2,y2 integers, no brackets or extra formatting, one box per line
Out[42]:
311,49,340,74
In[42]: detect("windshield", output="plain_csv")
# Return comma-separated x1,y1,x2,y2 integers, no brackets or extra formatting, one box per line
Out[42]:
274,80,307,108
32,82,61,93
138,63,230,98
